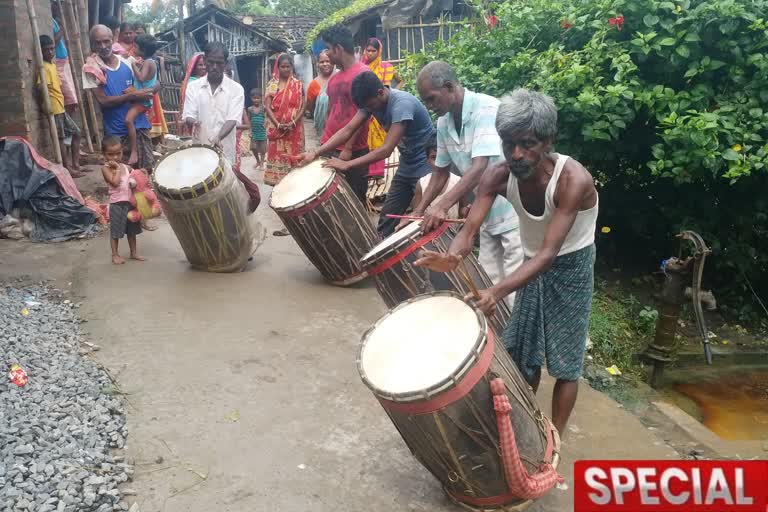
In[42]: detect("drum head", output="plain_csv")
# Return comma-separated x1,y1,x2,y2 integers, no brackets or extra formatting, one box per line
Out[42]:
154,146,220,190
360,294,483,396
361,221,422,264
270,161,335,209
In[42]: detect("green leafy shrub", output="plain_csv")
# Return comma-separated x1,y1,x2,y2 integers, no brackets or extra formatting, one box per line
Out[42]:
403,0,768,321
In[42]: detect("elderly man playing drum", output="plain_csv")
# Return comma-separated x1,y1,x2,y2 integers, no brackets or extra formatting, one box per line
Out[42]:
416,89,598,435
415,61,523,305
183,42,260,212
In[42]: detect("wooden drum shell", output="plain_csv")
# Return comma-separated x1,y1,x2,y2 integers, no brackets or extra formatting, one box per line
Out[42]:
362,223,512,338
271,174,378,286
358,293,559,511
153,146,255,273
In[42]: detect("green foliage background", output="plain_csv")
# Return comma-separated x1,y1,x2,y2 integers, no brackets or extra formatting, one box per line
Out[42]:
403,0,768,321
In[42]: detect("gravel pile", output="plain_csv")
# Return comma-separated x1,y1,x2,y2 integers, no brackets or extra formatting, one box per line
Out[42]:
1,284,133,511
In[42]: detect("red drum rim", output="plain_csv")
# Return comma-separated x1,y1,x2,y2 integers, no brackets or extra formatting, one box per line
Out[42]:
358,291,489,405
360,222,451,276
268,168,338,215
152,144,226,200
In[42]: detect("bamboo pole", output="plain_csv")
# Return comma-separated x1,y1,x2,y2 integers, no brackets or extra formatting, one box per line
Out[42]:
107,0,114,19
59,0,93,152
419,17,425,52
68,0,102,150
178,0,186,67
26,0,63,164
397,28,401,60
94,0,100,25
386,30,391,61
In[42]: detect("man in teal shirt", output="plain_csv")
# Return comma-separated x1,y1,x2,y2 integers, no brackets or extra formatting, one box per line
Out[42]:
415,61,522,304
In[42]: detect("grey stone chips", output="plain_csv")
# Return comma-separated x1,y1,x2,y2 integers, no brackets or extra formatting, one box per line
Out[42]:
1,285,133,511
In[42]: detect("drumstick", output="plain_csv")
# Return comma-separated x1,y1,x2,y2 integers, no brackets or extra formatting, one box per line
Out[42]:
458,256,481,301
385,214,465,224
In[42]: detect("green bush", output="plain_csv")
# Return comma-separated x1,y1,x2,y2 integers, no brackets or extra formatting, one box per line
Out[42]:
403,0,768,322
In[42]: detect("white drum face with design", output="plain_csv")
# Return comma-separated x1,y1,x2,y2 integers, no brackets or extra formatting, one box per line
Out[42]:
154,147,220,190
361,221,422,263
270,161,335,209
361,295,482,395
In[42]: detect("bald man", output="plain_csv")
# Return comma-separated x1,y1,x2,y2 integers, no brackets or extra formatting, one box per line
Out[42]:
82,25,158,170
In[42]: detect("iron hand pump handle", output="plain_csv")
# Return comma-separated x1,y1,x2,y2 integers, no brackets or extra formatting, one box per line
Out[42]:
677,230,713,365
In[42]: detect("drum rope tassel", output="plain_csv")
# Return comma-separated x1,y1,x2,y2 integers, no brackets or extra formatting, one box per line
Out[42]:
489,378,564,500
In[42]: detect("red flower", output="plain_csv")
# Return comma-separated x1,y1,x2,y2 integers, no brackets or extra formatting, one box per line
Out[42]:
609,14,625,30
488,14,498,29
560,19,573,29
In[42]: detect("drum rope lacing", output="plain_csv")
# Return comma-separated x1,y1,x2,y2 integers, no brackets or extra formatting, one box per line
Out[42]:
490,378,563,500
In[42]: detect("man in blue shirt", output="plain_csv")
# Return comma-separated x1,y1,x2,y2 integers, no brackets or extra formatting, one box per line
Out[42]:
302,71,435,236
82,25,157,170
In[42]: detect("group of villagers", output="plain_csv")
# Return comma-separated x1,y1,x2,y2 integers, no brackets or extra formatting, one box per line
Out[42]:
176,38,397,186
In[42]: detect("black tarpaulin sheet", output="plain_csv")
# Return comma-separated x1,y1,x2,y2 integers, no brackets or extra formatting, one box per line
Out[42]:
0,137,97,241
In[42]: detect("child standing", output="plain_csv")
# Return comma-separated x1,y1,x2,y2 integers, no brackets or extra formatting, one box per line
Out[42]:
102,136,145,265
37,35,83,178
247,88,267,170
126,35,159,165
400,134,470,231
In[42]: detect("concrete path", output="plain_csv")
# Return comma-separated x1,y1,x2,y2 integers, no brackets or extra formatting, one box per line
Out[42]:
0,161,678,512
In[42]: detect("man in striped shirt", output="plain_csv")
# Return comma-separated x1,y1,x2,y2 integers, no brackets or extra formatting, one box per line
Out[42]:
415,61,522,304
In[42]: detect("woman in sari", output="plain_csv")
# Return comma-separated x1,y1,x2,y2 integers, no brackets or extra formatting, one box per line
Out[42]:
361,38,398,177
264,53,305,186
305,50,334,139
178,53,206,136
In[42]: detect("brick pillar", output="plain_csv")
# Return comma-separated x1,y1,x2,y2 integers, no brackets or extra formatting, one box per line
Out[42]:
0,0,56,158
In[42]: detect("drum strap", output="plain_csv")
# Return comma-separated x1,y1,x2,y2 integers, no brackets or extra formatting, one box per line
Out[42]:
367,223,450,277
377,328,495,415
282,177,340,218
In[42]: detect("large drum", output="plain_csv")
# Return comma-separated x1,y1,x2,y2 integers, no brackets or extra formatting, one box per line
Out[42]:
359,293,561,511
153,145,256,273
360,221,512,338
269,162,378,285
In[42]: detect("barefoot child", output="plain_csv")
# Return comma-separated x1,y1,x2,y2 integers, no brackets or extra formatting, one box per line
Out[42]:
126,35,159,165
101,136,145,264
247,89,267,170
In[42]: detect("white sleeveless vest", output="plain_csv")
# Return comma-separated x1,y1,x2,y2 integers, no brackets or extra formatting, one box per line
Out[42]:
506,154,598,258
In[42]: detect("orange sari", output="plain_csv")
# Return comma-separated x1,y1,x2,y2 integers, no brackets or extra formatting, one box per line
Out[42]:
265,76,305,171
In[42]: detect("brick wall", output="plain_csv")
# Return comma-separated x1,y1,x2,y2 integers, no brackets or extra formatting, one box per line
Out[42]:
0,0,56,158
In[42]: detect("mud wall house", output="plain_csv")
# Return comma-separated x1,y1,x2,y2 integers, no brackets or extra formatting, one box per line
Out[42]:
155,5,320,125
307,0,475,65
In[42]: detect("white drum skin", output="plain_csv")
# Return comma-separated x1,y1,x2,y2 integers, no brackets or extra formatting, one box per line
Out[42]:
270,161,334,209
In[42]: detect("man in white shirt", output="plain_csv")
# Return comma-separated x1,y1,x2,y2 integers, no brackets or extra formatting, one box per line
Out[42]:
183,42,244,169
183,42,260,212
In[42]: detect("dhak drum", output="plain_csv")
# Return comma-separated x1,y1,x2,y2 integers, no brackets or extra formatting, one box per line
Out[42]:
358,293,561,511
360,221,512,338
153,145,256,273
269,161,378,285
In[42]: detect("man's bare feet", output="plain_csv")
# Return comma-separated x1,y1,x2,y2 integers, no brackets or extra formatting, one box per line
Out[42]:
130,254,146,261
112,255,125,265
70,170,85,178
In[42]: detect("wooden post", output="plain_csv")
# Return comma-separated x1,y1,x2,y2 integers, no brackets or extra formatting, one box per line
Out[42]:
59,0,93,152
107,0,114,19
419,17,425,52
26,0,63,163
178,0,186,67
69,0,102,150
94,0,100,25
397,28,401,60
385,30,391,61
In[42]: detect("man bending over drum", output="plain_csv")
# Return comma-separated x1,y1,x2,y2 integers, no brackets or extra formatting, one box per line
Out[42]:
415,61,523,307
415,89,599,435
301,71,435,237
183,42,260,212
